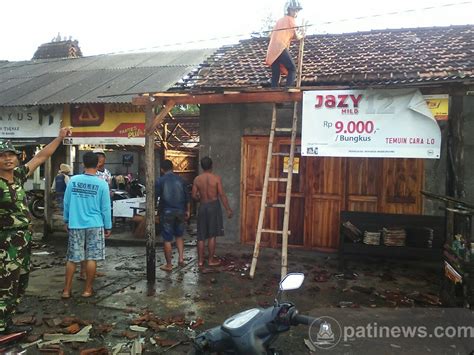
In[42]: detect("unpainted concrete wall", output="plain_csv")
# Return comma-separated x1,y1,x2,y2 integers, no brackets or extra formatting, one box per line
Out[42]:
199,103,295,240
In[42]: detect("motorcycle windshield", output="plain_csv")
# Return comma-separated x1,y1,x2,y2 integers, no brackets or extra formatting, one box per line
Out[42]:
223,308,260,329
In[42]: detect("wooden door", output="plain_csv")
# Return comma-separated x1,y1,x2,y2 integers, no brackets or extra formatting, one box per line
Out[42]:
241,137,276,247
305,157,345,251
381,158,424,214
345,158,382,212
241,136,425,251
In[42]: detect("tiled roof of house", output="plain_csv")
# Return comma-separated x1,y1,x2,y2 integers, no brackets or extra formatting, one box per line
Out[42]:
185,25,474,89
33,40,83,60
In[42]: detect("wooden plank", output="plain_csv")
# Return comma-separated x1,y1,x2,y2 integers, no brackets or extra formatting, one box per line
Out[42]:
147,100,175,133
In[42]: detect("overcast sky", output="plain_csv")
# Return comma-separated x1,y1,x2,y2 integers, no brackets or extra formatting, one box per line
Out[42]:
1,0,472,61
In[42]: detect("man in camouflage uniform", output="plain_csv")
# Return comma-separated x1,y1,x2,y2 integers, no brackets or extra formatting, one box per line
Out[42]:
0,127,71,335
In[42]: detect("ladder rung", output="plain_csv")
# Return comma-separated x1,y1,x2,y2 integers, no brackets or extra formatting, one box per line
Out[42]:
274,128,293,132
266,203,285,208
261,229,291,235
269,177,288,182
272,152,290,156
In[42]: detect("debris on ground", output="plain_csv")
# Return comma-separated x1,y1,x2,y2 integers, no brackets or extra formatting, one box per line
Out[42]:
338,301,360,308
313,268,331,282
351,286,375,294
334,271,358,280
79,347,108,355
304,338,317,352
129,325,148,332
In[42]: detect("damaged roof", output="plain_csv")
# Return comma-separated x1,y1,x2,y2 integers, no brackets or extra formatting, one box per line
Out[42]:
184,25,474,89
0,49,215,106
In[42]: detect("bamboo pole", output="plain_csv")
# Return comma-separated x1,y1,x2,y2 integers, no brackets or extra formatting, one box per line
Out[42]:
249,104,278,279
281,37,305,278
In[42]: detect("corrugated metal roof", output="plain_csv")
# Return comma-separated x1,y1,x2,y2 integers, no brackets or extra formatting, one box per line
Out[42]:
0,49,215,106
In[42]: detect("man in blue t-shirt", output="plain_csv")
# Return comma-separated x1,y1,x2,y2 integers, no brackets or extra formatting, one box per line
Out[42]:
155,159,190,271
62,152,112,299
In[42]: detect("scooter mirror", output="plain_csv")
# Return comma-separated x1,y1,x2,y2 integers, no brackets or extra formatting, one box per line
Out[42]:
279,272,305,291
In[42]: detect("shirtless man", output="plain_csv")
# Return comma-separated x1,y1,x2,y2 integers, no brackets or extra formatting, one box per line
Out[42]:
192,157,232,267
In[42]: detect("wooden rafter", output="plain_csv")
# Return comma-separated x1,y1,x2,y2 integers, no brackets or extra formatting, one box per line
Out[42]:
146,100,175,133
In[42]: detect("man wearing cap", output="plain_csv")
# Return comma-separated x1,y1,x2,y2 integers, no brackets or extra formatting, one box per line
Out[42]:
0,127,72,335
51,163,72,210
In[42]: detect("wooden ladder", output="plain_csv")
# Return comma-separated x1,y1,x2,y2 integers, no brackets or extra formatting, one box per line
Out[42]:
249,39,305,280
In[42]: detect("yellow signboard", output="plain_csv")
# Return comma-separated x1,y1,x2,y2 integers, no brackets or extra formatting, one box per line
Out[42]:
424,94,449,121
62,103,146,145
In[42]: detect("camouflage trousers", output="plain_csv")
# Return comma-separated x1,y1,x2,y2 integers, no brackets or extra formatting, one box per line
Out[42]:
0,228,32,331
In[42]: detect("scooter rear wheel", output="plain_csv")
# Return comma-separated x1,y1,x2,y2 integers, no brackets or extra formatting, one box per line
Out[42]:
29,198,44,219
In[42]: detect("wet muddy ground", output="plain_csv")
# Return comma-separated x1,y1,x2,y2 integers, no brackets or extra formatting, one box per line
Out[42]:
3,220,474,354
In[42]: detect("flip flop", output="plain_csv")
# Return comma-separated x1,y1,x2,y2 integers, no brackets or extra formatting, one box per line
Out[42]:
178,261,186,267
81,290,95,298
159,265,173,272
61,290,71,299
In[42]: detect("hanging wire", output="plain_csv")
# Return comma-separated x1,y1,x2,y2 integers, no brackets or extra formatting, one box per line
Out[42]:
1,1,471,70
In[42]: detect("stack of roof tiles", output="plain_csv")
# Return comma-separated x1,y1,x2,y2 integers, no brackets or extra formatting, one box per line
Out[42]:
184,25,474,89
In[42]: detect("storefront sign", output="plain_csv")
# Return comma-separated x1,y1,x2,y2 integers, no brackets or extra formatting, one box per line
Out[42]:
0,106,62,138
302,89,441,159
63,104,145,145
423,94,449,121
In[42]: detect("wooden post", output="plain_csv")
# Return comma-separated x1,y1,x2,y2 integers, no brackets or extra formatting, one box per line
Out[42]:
145,103,156,287
447,95,464,198
43,157,52,238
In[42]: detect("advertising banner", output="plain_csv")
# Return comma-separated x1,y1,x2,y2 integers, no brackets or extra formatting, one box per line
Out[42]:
62,104,145,145
423,94,449,121
0,106,62,138
302,89,441,159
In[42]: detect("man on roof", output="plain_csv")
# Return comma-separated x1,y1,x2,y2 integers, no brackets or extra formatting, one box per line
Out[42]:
265,0,304,88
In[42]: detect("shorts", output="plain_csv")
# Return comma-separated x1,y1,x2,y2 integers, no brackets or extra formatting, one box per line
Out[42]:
67,227,105,262
197,200,224,241
160,209,185,242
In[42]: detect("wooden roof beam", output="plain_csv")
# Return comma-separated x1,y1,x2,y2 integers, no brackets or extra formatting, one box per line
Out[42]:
146,100,175,134
133,91,302,106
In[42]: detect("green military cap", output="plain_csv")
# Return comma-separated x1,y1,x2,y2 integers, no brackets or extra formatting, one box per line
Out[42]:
0,140,21,154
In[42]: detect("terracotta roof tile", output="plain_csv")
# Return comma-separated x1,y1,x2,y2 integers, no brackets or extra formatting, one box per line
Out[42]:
184,25,473,88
